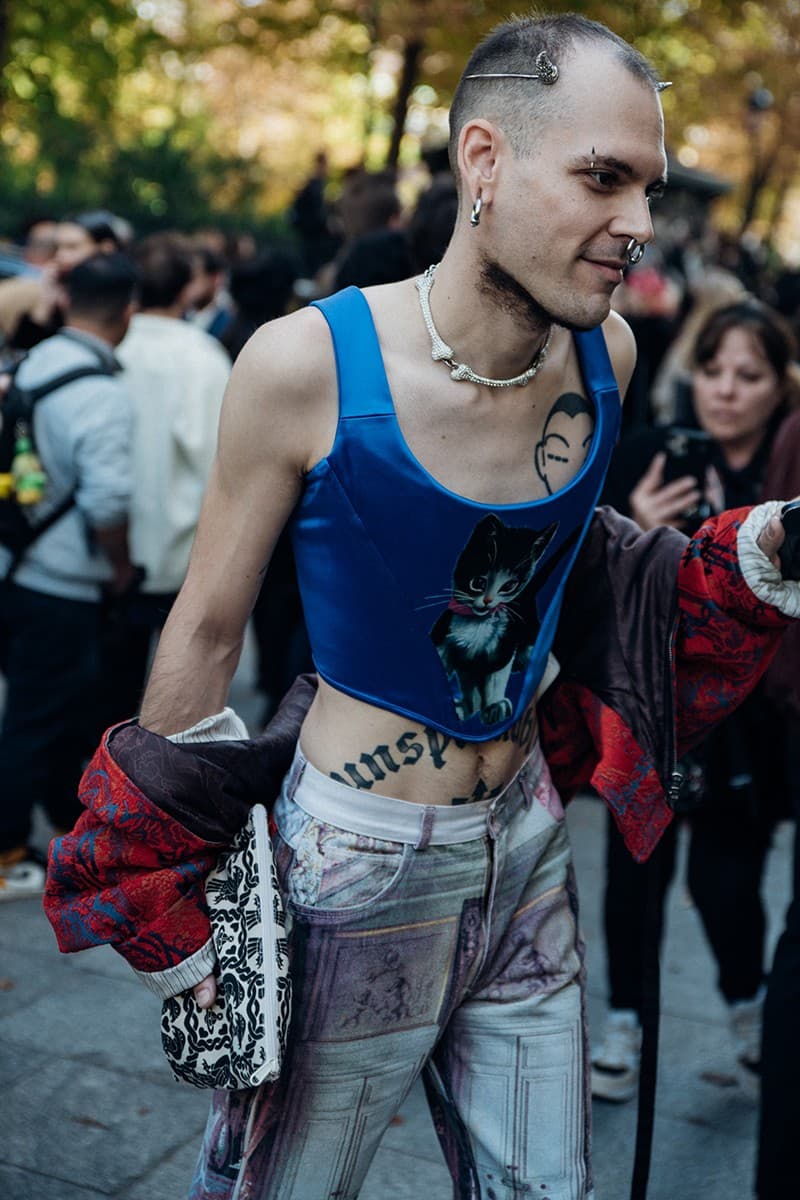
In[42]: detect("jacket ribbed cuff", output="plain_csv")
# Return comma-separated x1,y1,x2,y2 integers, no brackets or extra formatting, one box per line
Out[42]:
131,937,217,999
165,707,249,744
738,502,800,618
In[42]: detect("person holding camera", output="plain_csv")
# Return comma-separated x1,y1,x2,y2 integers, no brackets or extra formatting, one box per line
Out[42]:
592,298,800,1103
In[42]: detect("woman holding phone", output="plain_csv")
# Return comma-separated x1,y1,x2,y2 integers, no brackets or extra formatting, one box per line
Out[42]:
593,298,800,1103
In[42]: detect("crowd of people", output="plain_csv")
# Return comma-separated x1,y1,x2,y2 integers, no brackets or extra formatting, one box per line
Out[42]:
0,171,465,891
2,14,800,1198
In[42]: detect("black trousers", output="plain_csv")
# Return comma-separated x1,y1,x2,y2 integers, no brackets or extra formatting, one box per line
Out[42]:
0,578,101,849
604,695,788,1015
756,738,800,1198
604,804,773,1014
99,590,176,726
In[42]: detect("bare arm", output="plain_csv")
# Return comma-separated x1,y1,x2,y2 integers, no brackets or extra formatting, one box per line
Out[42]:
139,308,335,734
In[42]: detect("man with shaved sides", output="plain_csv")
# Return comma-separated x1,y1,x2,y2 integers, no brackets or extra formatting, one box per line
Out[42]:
46,14,800,1199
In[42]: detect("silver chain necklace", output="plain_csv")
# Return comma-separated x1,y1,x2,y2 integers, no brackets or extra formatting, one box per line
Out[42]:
415,262,553,389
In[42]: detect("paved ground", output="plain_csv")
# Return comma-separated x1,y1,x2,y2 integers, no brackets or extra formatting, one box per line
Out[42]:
0,654,792,1198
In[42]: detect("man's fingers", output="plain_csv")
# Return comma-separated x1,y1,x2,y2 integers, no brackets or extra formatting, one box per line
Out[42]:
193,974,217,1009
756,515,785,567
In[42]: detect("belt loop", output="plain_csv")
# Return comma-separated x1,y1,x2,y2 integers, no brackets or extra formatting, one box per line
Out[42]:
414,806,437,851
286,754,307,801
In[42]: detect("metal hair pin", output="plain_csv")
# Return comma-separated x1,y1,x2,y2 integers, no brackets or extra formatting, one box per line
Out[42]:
464,50,559,85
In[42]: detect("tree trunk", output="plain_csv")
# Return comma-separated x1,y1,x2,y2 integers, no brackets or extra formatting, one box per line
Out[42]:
361,0,382,158
386,37,423,168
739,143,780,236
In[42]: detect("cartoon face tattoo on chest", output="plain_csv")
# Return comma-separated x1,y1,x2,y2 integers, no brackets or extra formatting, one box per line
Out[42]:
534,392,595,495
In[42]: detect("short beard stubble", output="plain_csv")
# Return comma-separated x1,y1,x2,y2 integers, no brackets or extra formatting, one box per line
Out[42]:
478,255,600,336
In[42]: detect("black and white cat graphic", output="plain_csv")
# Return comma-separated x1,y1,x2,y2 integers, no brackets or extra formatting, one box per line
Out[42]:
430,514,558,726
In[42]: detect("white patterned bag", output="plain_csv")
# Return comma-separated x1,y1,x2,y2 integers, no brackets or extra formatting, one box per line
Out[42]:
160,803,291,1089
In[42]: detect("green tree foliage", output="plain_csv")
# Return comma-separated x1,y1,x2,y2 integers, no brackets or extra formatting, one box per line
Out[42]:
0,0,269,233
1,0,798,243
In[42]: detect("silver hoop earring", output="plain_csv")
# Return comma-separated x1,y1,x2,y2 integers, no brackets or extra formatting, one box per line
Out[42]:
470,195,483,228
626,238,645,266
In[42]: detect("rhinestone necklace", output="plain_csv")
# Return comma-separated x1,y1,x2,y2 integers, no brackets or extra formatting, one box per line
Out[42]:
415,262,553,389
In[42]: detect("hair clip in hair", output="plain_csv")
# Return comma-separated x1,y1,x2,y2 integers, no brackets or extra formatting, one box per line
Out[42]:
532,51,559,84
656,81,673,92
464,50,559,86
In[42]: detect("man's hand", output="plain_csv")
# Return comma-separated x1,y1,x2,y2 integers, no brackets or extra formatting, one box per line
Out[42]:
756,511,786,570
193,974,217,1009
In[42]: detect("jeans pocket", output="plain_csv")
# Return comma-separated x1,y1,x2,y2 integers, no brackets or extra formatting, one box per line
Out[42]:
274,795,410,916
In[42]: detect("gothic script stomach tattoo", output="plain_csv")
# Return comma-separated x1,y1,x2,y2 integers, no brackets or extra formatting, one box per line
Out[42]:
326,701,539,806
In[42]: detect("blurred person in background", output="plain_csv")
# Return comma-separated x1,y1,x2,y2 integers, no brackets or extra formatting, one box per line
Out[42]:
407,177,459,274
186,243,233,343
290,149,337,278
103,232,231,723
610,243,683,432
0,215,59,351
649,267,747,426
592,299,800,1103
0,252,137,899
315,166,403,295
332,227,414,291
8,210,127,352
220,247,299,363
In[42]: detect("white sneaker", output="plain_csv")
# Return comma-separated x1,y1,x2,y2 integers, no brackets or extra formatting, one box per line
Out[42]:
729,987,765,1097
591,1009,642,1102
0,847,47,902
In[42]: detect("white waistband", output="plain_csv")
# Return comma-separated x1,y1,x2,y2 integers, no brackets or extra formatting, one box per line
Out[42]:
281,741,547,848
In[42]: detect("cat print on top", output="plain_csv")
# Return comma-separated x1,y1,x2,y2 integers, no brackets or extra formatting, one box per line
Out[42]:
430,514,558,726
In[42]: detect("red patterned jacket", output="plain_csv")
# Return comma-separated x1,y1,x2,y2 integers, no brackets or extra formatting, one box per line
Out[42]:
44,506,791,991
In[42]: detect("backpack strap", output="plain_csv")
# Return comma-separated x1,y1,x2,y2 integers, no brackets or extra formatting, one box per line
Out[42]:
5,492,79,579
2,361,117,578
24,363,116,404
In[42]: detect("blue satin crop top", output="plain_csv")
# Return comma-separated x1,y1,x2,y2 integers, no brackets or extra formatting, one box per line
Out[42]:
290,286,621,741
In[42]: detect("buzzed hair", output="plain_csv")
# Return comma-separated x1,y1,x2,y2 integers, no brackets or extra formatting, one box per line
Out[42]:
448,12,662,181
65,252,139,324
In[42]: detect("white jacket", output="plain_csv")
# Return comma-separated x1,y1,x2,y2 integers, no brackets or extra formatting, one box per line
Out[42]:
117,314,230,594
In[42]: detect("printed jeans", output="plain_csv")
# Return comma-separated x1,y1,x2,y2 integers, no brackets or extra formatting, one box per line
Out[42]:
190,741,592,1200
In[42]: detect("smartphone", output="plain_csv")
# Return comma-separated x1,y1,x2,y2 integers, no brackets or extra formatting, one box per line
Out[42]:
662,426,714,530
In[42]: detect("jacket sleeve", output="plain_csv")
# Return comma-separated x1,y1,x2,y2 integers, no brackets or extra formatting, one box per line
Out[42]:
43,676,318,997
44,733,221,990
674,505,793,754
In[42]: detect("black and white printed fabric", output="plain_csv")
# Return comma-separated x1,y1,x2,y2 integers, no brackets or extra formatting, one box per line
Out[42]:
160,803,291,1089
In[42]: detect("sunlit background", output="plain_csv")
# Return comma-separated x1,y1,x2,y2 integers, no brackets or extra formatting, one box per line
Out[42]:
1,0,799,258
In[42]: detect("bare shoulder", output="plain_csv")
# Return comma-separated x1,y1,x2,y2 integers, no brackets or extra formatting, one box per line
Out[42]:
221,305,338,474
601,309,637,400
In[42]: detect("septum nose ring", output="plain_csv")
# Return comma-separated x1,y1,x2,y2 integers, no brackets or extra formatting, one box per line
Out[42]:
626,238,645,266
